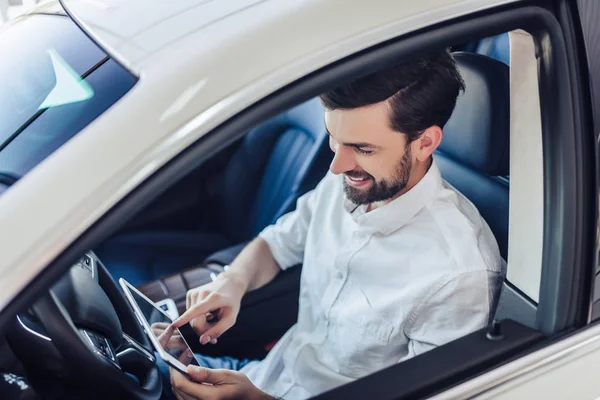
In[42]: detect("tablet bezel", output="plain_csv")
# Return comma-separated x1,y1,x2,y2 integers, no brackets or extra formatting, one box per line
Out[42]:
119,278,196,374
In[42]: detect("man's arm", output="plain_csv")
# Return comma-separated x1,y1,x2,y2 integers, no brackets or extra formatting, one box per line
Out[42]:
173,177,325,339
172,241,278,341
222,237,280,292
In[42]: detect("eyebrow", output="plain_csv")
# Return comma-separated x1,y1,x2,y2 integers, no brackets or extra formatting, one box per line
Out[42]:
324,122,382,150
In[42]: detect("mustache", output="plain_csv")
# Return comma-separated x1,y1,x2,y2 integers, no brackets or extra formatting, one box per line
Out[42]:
345,170,373,180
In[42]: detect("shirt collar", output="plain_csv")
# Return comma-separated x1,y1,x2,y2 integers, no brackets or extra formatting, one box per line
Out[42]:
343,159,443,235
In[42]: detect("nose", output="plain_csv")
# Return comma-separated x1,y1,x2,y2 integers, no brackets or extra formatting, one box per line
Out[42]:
329,145,356,175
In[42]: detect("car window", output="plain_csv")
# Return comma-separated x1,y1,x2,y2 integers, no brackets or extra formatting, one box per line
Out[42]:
0,13,137,179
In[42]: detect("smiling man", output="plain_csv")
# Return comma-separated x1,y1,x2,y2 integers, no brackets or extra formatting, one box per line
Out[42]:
167,50,504,400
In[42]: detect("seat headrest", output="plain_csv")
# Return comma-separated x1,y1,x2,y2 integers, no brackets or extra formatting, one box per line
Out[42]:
282,98,326,141
439,52,510,176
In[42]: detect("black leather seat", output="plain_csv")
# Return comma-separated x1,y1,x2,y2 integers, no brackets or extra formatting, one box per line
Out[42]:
97,98,330,287
215,98,331,244
436,52,510,260
438,52,536,326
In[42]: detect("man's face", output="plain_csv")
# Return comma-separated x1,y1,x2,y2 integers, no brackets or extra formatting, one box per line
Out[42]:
325,103,415,205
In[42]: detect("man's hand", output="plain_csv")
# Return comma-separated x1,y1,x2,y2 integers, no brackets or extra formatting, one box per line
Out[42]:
170,366,276,400
172,273,247,345
152,322,188,351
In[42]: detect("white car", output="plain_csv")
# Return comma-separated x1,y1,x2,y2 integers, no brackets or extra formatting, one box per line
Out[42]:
0,0,599,399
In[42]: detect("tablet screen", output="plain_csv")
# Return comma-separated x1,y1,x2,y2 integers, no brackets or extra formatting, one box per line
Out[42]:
127,285,199,369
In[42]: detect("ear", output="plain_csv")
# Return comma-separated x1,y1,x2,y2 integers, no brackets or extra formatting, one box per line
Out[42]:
413,125,442,162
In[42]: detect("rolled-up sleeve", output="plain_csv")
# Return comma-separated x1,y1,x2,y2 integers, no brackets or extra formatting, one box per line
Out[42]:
258,180,321,270
400,269,503,361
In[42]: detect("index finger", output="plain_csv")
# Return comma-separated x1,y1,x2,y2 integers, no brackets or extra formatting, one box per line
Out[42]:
177,348,194,364
152,322,170,336
172,296,220,328
157,324,175,348
151,322,170,330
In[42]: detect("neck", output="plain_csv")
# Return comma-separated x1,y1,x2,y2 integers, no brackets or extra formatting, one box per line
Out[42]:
368,157,432,212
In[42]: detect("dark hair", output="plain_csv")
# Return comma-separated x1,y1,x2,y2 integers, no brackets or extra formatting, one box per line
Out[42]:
320,50,465,142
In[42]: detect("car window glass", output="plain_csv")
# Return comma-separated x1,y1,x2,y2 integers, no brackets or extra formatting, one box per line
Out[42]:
0,14,136,179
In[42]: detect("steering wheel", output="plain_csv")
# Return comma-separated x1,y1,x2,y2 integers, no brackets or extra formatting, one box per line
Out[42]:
8,253,162,399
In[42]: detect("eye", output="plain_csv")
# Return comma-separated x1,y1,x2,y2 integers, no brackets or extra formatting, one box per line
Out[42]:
355,147,373,155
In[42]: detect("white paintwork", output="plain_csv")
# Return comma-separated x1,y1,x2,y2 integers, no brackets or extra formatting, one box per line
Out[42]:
0,0,45,25
431,321,600,399
506,30,544,302
61,0,267,70
0,0,7,23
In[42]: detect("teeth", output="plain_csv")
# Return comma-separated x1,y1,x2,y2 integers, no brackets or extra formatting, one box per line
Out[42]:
348,176,367,182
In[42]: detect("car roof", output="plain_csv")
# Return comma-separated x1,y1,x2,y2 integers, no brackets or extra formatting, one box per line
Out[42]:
61,0,511,75
61,0,269,72
0,0,520,315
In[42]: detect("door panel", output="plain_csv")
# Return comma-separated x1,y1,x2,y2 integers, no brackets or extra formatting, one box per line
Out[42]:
313,320,544,400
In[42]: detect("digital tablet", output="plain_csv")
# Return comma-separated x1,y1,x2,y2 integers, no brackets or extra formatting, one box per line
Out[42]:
119,278,199,376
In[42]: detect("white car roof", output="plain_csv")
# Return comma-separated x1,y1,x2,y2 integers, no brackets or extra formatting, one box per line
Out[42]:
62,0,269,71
62,0,511,75
0,0,518,311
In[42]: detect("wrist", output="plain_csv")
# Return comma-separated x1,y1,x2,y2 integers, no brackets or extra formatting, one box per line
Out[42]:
253,391,278,400
218,269,249,294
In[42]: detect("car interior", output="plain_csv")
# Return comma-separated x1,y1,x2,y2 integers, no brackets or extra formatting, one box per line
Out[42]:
0,31,544,399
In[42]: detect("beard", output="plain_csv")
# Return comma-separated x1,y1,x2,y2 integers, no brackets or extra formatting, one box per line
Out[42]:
343,147,412,205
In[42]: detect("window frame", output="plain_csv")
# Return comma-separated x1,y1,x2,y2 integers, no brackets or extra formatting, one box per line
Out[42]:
573,0,600,323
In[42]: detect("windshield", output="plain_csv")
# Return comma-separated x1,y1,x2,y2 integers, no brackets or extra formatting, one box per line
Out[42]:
0,12,137,183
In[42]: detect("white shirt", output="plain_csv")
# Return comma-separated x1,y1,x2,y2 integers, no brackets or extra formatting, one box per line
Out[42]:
240,160,504,399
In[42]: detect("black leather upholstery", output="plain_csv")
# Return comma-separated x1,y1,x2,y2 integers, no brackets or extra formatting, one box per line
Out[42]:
217,98,329,243
99,99,330,286
439,52,510,177
436,52,510,260
436,157,510,259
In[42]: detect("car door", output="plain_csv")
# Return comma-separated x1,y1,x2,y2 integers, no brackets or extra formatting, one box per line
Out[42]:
446,0,600,398
0,0,596,399
412,1,600,398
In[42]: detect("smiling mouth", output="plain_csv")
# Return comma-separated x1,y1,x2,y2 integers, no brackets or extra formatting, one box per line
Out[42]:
345,174,371,188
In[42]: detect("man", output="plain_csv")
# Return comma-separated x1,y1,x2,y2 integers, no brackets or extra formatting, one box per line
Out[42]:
166,50,504,400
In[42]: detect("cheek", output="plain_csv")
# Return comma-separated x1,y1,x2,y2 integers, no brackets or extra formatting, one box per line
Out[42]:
360,155,393,180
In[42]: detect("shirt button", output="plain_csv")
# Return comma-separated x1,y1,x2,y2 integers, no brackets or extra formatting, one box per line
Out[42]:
336,270,344,279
